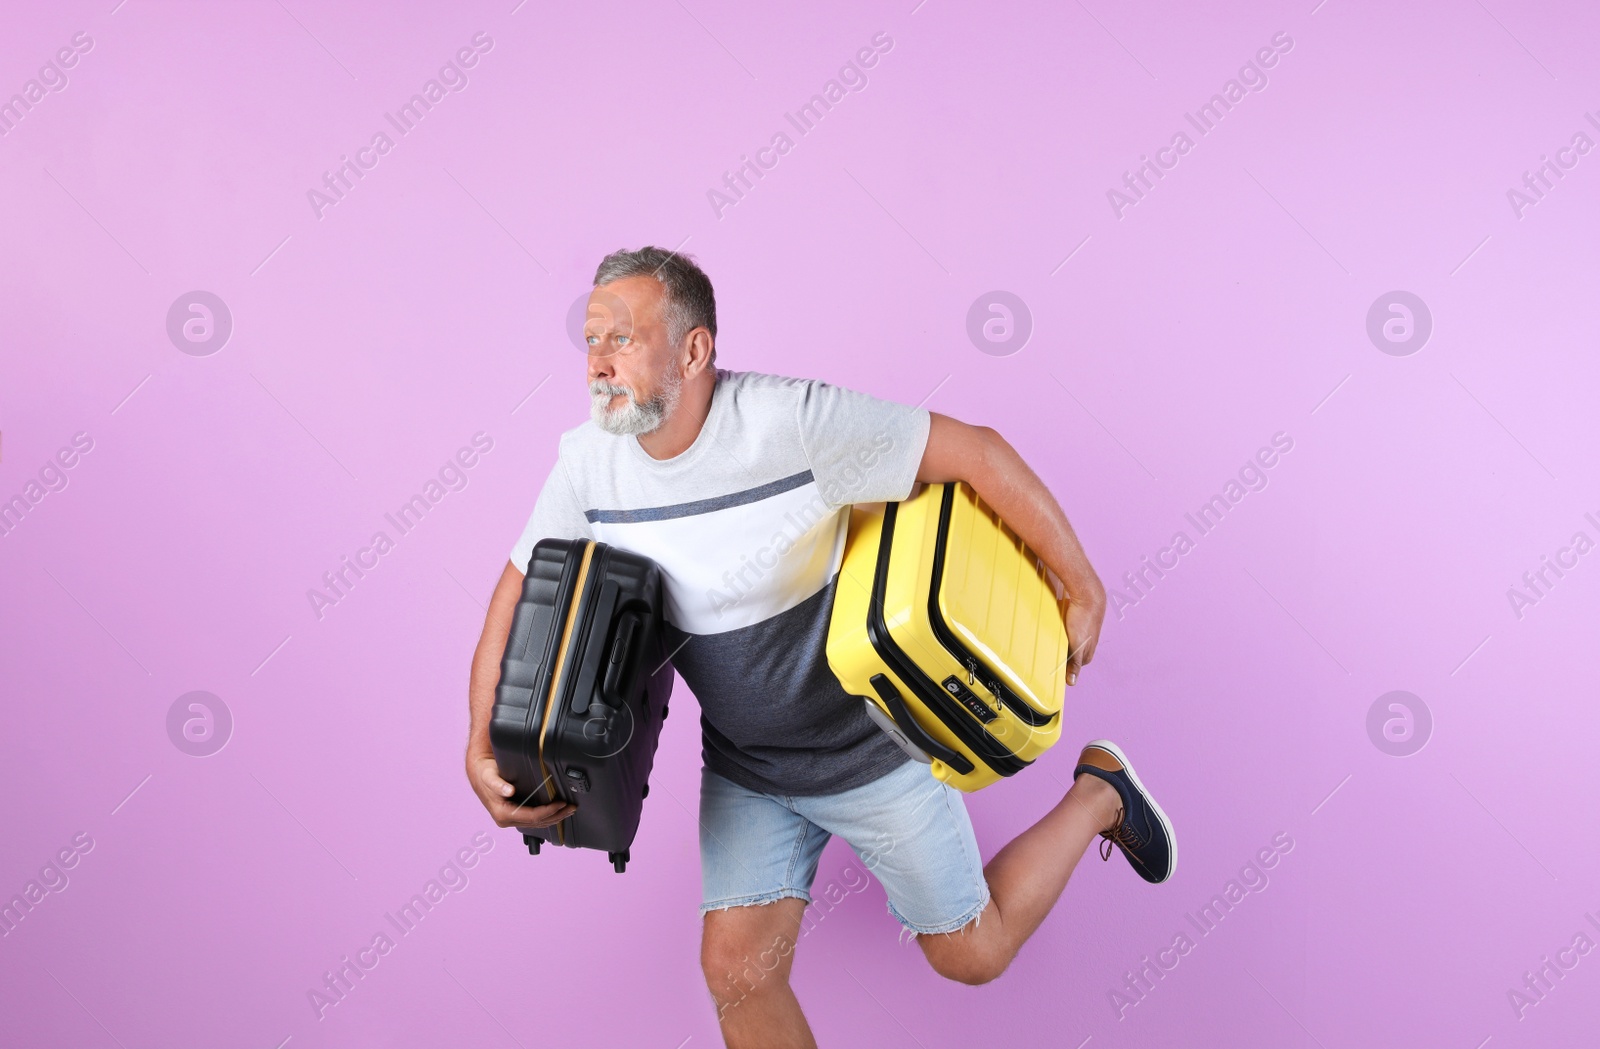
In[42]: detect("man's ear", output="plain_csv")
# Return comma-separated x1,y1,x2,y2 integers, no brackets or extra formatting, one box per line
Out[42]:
684,327,715,376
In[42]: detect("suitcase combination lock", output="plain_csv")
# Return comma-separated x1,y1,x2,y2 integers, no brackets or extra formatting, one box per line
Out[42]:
942,675,998,724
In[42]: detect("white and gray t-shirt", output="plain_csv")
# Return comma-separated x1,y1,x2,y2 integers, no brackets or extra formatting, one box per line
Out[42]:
509,368,931,796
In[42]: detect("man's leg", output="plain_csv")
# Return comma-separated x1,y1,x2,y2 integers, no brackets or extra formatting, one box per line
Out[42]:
702,898,814,1049
697,766,832,1048
918,741,1175,984
916,768,1119,984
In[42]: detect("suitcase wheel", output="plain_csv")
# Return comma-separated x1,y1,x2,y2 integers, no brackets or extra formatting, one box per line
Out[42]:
641,783,650,799
523,834,542,856
608,848,630,874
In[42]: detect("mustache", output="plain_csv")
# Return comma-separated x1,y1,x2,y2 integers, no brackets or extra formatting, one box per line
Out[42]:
590,379,633,398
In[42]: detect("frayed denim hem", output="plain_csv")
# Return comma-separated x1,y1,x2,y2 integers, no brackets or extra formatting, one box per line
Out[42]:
887,885,993,943
699,888,813,917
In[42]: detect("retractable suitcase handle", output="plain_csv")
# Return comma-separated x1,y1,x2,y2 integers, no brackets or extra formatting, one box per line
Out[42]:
570,580,620,715
601,612,640,700
869,674,975,776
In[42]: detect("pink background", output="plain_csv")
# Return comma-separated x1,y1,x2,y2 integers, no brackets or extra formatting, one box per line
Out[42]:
4,1,1599,1046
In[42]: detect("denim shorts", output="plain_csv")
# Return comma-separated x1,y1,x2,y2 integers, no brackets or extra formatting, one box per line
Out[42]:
698,757,992,936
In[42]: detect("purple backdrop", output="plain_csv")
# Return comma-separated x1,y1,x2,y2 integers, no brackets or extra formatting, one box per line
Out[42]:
3,1,1598,1046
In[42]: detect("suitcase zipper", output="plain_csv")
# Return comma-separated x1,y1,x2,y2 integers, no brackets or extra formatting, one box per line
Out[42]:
537,540,598,847
928,484,1060,730
867,501,1028,778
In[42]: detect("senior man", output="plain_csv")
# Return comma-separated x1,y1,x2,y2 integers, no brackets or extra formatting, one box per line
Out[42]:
465,246,1175,1049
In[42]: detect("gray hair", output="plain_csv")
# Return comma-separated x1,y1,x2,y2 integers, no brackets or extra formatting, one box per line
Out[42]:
593,246,718,366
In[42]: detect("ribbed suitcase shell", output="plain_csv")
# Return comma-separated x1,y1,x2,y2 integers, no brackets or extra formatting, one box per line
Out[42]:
826,481,1069,792
489,538,674,872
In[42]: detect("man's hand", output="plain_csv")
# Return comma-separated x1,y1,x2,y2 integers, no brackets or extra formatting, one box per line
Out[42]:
467,752,577,830
1063,590,1105,688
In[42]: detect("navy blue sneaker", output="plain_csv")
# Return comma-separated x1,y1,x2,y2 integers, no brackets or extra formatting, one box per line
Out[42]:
1073,740,1176,884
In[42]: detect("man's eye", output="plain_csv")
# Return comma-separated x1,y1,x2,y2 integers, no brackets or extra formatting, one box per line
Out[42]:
616,335,629,345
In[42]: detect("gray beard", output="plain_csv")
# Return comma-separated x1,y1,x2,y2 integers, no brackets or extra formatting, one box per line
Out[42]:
590,367,682,436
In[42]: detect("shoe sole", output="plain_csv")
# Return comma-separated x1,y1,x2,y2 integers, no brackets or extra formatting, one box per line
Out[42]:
1083,738,1177,883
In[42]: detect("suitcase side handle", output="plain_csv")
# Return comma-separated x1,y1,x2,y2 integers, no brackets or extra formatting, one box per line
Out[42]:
869,674,975,776
601,611,642,706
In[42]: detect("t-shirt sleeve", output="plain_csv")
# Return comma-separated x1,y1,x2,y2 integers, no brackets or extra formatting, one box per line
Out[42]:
795,378,931,510
508,450,592,574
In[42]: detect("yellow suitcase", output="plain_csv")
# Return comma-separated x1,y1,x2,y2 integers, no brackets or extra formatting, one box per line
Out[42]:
826,481,1070,792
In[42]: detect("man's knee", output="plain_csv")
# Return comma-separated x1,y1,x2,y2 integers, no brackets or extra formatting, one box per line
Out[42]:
922,936,1012,985
701,898,805,1003
925,945,1011,985
917,911,1013,986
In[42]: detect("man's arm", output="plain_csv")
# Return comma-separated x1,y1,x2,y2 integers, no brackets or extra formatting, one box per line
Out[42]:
916,412,1106,685
464,560,576,829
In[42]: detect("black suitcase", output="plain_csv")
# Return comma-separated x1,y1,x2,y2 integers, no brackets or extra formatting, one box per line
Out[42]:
489,537,674,873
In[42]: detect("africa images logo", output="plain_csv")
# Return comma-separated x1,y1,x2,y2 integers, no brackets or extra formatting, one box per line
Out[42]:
306,32,494,220
1106,31,1293,220
0,31,94,137
306,433,494,620
707,32,893,219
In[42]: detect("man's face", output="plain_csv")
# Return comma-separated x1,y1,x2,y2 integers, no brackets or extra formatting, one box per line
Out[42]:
584,275,682,437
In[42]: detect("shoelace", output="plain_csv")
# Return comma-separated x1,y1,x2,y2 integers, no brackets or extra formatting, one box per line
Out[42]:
1098,806,1145,862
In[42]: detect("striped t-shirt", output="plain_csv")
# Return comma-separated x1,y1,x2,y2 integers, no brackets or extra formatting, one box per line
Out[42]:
508,368,931,796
